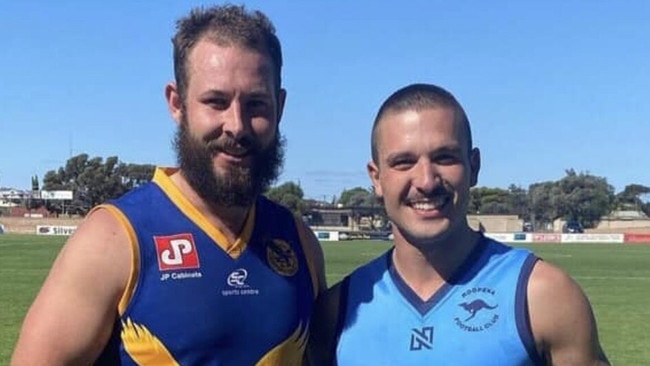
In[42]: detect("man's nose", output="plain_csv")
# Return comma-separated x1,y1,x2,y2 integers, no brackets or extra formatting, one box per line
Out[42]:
222,101,249,139
413,161,441,192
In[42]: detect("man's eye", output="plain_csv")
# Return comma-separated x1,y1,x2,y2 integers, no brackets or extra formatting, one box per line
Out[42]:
390,159,414,170
247,99,268,109
436,155,459,165
205,99,229,109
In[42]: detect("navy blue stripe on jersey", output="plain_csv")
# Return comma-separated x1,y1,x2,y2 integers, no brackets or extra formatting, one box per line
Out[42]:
516,254,546,365
388,240,490,316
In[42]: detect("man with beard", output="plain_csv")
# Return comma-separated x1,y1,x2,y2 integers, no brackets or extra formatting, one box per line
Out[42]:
12,5,325,366
307,84,609,366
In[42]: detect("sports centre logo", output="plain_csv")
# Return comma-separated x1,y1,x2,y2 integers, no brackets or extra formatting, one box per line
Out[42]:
227,268,249,288
222,268,260,296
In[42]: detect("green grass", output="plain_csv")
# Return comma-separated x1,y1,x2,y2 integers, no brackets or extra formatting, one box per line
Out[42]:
1,235,648,364
0,234,64,363
514,242,650,365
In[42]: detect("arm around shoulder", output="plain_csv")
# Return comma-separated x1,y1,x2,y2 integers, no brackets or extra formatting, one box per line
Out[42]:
11,208,132,366
527,260,610,366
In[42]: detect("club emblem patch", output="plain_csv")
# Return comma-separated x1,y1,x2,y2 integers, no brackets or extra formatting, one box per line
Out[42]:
266,239,298,276
454,287,499,332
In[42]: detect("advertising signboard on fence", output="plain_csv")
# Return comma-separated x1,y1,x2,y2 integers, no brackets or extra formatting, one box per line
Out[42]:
532,233,562,243
36,225,77,236
561,233,624,244
624,233,650,243
313,231,340,241
39,190,73,200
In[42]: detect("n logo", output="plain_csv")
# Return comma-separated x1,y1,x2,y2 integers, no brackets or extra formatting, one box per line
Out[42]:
409,326,434,351
154,233,200,271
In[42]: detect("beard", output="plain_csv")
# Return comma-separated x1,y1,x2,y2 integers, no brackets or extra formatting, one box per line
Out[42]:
173,115,285,208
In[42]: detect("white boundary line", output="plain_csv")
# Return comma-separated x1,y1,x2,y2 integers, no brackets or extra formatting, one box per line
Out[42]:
574,275,650,281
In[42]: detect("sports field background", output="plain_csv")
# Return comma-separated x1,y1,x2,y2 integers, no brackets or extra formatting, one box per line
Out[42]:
1,234,648,364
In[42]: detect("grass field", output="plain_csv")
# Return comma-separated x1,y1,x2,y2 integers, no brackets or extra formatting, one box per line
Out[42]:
1,234,648,364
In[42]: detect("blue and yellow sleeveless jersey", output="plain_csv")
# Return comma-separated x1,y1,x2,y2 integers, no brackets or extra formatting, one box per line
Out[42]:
336,237,544,366
94,167,319,365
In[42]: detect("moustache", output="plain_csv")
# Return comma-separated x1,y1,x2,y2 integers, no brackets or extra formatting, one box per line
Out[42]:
205,136,258,156
415,181,453,199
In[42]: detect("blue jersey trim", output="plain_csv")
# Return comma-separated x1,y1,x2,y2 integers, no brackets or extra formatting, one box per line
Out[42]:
515,254,545,365
387,237,489,316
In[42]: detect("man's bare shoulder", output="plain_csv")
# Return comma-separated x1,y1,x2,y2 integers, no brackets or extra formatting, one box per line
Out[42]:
61,206,133,266
11,206,132,365
527,260,610,365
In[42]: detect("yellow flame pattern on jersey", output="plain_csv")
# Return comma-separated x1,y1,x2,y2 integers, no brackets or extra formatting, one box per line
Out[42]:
255,321,309,366
121,318,180,366
120,318,307,365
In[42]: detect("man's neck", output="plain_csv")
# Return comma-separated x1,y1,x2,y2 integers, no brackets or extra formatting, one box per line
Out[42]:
391,226,481,301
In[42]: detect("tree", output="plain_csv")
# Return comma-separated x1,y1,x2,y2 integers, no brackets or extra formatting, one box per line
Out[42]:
337,186,389,230
528,181,560,228
615,184,650,211
265,181,305,216
338,187,375,207
42,154,155,215
641,202,650,218
555,169,615,228
506,184,529,219
468,187,482,214
470,187,510,215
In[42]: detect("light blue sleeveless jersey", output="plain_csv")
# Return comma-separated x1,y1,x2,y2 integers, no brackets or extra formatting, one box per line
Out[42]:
336,238,543,366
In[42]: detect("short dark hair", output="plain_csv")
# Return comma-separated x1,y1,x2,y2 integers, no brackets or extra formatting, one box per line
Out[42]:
370,83,472,164
172,4,283,100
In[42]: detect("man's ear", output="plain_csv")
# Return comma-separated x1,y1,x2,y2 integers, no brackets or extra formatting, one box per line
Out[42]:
165,82,183,125
469,147,481,187
276,88,287,123
367,161,383,198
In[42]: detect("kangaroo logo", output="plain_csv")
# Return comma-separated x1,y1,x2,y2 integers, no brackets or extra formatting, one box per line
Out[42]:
454,287,500,332
459,299,498,321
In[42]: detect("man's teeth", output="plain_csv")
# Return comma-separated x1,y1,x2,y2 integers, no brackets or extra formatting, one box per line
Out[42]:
411,197,448,210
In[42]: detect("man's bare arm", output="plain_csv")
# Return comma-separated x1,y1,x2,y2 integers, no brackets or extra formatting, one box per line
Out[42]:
528,261,610,366
11,208,131,365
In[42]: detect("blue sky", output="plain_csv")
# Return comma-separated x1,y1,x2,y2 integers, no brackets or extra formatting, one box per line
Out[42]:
1,1,648,200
